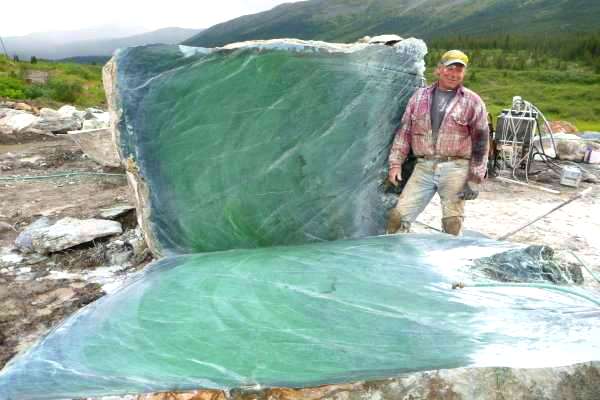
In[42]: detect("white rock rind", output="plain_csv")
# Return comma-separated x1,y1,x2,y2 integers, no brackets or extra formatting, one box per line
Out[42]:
103,58,162,257
16,217,122,255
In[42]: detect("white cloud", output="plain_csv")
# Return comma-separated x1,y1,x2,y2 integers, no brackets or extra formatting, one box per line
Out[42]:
1,0,304,37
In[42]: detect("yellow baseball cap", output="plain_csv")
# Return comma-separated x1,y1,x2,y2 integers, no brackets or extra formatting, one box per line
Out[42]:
440,50,469,67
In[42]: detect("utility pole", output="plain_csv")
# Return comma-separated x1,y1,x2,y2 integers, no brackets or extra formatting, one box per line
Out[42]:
0,35,10,59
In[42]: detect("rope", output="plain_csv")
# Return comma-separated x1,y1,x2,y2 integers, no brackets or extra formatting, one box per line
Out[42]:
0,171,125,182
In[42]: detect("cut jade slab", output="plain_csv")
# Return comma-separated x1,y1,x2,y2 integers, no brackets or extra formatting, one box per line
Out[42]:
2,234,599,399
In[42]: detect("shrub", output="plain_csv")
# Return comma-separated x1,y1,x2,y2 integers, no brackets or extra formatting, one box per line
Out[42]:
0,76,26,99
60,63,96,80
48,78,83,103
24,85,47,99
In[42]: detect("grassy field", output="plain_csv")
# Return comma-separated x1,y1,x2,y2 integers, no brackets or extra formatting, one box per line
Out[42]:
0,56,105,108
425,51,600,131
465,69,600,131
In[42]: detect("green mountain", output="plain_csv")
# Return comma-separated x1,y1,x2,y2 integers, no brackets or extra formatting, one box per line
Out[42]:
183,0,600,47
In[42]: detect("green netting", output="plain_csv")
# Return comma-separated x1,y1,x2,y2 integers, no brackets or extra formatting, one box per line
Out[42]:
2,235,599,399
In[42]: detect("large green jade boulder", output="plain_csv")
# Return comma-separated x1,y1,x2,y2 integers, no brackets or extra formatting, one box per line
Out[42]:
107,39,427,254
2,235,600,399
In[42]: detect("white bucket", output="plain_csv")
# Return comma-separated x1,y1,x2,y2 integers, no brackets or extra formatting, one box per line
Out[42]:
560,166,582,188
584,149,600,164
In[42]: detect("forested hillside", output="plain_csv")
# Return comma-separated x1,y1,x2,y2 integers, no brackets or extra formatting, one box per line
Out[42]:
183,0,600,47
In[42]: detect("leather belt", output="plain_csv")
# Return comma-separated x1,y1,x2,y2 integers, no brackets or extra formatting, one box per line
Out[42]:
418,155,469,162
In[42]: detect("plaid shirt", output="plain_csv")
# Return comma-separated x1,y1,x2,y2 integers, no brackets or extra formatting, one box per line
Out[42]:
388,83,490,184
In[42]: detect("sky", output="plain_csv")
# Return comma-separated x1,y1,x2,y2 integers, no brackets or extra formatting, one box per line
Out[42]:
1,0,303,37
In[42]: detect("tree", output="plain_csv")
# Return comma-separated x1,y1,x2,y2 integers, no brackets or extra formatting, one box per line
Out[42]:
13,54,19,62
30,56,37,64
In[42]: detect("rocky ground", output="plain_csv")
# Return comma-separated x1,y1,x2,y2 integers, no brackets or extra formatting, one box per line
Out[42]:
0,134,152,369
415,162,600,289
0,124,599,399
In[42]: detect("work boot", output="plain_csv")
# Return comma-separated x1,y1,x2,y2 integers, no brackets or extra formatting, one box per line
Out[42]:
442,216,463,236
386,209,411,234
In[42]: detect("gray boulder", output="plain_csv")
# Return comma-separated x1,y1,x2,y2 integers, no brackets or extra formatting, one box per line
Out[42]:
39,108,60,118
33,106,85,133
57,105,86,120
67,128,121,167
32,115,82,133
14,217,53,252
98,205,135,220
0,107,15,119
82,118,108,130
15,217,122,255
81,108,109,129
537,133,600,162
0,111,40,135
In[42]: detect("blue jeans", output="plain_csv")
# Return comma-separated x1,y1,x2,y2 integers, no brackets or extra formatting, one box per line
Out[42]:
389,159,469,234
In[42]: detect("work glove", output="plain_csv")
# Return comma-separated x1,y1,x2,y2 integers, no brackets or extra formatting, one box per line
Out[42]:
387,166,402,187
457,182,479,201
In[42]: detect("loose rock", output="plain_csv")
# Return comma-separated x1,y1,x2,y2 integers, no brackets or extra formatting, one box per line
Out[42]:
14,103,34,113
15,217,122,255
99,205,135,220
0,112,40,135
82,119,107,130
32,115,82,134
545,120,578,134
14,217,53,253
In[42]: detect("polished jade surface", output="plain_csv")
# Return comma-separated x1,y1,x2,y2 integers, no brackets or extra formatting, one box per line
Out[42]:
2,234,599,399
115,40,426,253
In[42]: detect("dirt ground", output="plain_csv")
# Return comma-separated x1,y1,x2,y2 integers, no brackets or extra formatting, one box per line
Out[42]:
0,135,152,368
415,164,600,289
0,133,599,390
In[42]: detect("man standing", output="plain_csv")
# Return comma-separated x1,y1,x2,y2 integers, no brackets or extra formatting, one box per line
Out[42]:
387,50,489,235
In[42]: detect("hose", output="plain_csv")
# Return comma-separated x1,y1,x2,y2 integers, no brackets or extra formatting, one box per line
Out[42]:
452,281,600,307
0,171,125,182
